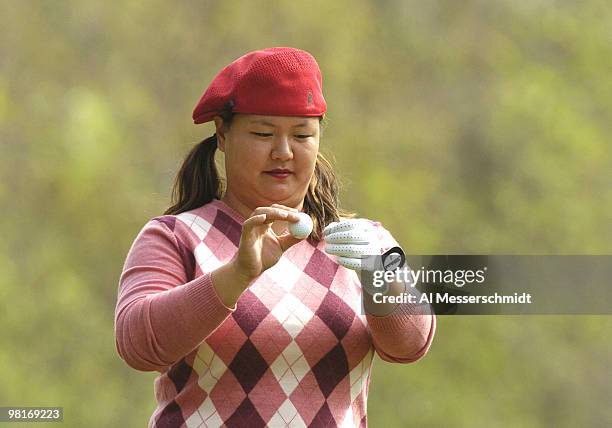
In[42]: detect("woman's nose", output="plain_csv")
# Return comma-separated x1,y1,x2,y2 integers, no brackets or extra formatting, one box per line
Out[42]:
270,135,293,160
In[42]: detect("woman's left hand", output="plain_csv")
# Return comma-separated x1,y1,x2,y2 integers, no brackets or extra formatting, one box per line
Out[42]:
324,219,411,316
323,219,382,271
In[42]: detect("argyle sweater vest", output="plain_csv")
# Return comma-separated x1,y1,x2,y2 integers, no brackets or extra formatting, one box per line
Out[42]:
115,199,436,428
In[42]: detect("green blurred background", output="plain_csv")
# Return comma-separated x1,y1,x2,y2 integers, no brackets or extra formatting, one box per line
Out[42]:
1,1,611,427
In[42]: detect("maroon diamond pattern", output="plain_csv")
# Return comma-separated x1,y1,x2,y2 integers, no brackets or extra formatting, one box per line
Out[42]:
233,289,270,336
228,339,268,394
155,400,184,427
213,210,242,247
304,248,339,288
309,401,335,427
225,397,266,428
311,343,350,398
166,357,192,393
315,291,355,340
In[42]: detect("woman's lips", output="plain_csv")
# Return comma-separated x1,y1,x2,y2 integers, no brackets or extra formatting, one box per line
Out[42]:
264,170,293,179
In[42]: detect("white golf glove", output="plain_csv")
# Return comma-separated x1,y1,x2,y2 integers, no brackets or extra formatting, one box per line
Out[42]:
323,219,383,271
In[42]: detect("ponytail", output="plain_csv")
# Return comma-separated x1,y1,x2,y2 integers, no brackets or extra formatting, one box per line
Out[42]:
164,115,354,240
164,135,222,215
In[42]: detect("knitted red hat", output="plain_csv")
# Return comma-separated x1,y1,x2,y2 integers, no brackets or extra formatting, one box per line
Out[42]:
192,47,327,124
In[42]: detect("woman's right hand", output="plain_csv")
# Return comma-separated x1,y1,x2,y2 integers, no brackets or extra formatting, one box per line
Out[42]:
234,204,303,280
212,204,304,307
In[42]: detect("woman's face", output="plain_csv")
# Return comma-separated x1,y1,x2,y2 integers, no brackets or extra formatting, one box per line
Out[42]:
215,114,320,210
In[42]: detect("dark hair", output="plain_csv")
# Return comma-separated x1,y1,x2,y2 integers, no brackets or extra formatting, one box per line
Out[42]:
164,112,354,240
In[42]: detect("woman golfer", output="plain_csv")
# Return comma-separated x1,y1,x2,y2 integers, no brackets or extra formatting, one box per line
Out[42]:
115,47,435,428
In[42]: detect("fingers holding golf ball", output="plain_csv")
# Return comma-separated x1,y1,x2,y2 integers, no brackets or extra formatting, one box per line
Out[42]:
236,206,303,278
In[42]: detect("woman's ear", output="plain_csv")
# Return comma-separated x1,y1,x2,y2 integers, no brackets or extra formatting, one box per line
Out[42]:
213,116,226,152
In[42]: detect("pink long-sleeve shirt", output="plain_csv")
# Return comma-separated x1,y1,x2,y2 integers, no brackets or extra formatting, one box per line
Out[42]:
115,199,435,428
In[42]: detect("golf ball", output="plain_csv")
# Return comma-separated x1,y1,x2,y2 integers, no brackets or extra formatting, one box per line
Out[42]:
289,212,313,239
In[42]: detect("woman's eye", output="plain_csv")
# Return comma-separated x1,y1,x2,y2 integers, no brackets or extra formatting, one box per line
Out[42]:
251,132,273,137
295,135,312,139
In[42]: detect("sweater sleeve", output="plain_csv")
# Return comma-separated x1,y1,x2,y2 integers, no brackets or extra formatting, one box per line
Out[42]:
114,218,236,372
365,222,436,364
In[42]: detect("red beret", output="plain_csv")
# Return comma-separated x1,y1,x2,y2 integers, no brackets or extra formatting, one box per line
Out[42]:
192,47,327,124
